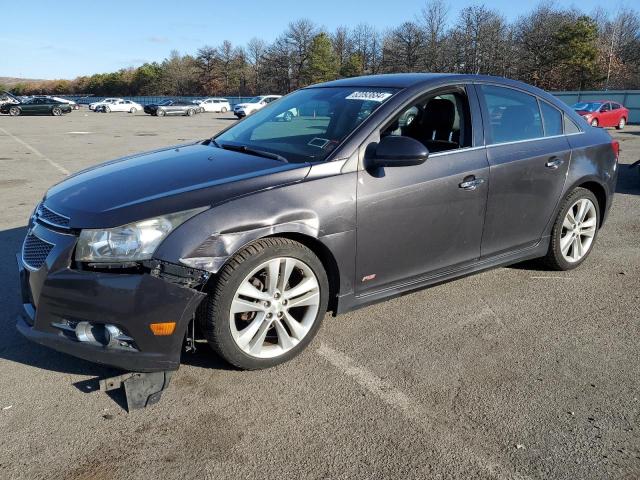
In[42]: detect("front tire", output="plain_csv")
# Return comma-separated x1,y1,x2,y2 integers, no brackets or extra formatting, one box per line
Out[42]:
157,109,166,116
187,108,195,116
200,238,329,370
616,117,626,130
9,107,20,116
104,106,111,113
590,118,599,127
130,107,137,113
221,107,227,113
52,107,62,116
541,187,599,271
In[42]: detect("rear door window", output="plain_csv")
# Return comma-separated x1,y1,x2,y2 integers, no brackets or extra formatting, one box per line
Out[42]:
479,85,543,144
539,100,563,137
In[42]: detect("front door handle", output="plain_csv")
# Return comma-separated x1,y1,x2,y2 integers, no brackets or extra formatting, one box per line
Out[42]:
545,158,564,169
459,176,485,191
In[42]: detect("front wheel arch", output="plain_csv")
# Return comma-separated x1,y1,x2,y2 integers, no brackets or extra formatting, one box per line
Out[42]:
202,231,341,315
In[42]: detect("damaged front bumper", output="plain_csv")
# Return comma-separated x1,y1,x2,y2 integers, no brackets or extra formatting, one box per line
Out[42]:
16,222,208,372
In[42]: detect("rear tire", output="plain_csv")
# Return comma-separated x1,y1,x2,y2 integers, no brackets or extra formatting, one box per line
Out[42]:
199,237,329,370
541,187,600,271
130,107,137,114
9,107,20,116
187,109,194,116
616,117,626,130
221,107,227,113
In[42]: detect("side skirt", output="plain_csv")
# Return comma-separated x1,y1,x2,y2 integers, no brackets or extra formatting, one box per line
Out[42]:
335,239,549,315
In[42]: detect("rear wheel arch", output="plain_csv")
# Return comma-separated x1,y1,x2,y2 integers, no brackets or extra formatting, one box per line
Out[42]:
576,180,607,227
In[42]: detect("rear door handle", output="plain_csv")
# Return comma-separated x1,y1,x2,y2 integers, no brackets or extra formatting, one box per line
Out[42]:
545,158,564,169
459,176,485,191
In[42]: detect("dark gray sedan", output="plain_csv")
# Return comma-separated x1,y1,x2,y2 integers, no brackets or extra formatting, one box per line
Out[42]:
143,99,198,116
17,74,617,399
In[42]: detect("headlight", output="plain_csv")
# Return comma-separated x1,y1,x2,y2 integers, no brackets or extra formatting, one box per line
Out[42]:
75,207,206,263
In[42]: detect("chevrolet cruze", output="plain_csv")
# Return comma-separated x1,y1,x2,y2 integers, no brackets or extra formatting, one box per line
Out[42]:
17,74,618,374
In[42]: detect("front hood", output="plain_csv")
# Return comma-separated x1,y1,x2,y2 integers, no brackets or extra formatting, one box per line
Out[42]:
575,110,592,116
235,103,253,109
44,143,310,228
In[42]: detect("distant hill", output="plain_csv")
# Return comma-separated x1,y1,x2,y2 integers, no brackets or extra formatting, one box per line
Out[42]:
0,77,47,87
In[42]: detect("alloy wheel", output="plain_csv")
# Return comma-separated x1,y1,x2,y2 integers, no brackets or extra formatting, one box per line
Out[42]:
9,107,19,116
229,257,320,359
591,119,598,127
618,118,625,129
52,108,62,116
560,198,597,263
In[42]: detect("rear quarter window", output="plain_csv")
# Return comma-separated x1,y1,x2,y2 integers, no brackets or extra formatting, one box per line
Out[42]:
563,115,581,134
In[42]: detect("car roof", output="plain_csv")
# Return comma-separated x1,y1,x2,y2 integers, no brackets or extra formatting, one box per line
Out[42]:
308,73,553,92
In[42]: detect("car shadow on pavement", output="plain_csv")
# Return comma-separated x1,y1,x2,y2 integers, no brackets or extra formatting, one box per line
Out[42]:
616,163,640,195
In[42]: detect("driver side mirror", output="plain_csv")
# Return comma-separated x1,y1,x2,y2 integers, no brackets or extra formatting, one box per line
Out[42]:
366,136,429,168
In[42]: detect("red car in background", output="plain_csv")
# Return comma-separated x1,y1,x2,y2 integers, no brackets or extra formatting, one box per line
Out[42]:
572,100,629,129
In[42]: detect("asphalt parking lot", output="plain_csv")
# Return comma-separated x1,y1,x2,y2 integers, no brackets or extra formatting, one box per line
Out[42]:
0,110,638,480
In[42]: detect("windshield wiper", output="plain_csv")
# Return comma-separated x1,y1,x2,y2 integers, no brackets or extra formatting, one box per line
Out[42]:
217,143,288,163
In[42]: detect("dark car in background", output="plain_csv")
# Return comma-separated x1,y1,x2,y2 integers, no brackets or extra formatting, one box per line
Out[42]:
1,96,73,116
572,101,629,129
17,74,618,392
143,99,198,117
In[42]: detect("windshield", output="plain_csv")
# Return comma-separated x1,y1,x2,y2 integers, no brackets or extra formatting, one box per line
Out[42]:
215,86,398,163
573,102,602,112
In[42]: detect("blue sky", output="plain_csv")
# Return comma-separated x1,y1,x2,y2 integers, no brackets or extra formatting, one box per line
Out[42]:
0,0,630,79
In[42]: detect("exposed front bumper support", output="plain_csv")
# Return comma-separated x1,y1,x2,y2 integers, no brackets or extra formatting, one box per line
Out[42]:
100,371,174,410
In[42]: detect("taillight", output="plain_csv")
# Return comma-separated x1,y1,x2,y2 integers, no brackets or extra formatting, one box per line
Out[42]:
611,140,620,161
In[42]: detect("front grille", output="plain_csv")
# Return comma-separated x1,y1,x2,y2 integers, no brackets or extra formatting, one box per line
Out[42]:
36,203,70,229
22,234,54,270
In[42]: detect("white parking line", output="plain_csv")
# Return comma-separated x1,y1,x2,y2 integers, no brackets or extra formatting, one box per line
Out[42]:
316,343,532,480
0,126,70,176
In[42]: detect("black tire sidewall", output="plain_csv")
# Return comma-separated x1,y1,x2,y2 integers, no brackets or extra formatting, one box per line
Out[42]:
205,239,329,369
548,188,600,271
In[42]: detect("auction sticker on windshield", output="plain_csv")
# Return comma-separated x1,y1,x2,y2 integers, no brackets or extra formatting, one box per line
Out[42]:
345,91,393,102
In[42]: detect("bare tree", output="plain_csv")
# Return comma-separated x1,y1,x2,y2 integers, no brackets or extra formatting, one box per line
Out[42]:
246,37,266,94
382,22,425,72
420,0,449,71
285,19,318,89
331,26,353,70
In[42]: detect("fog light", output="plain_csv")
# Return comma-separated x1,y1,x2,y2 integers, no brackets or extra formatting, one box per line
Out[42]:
73,322,135,349
75,321,108,346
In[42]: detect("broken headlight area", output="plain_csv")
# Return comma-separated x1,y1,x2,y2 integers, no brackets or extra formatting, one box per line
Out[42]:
77,258,211,290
